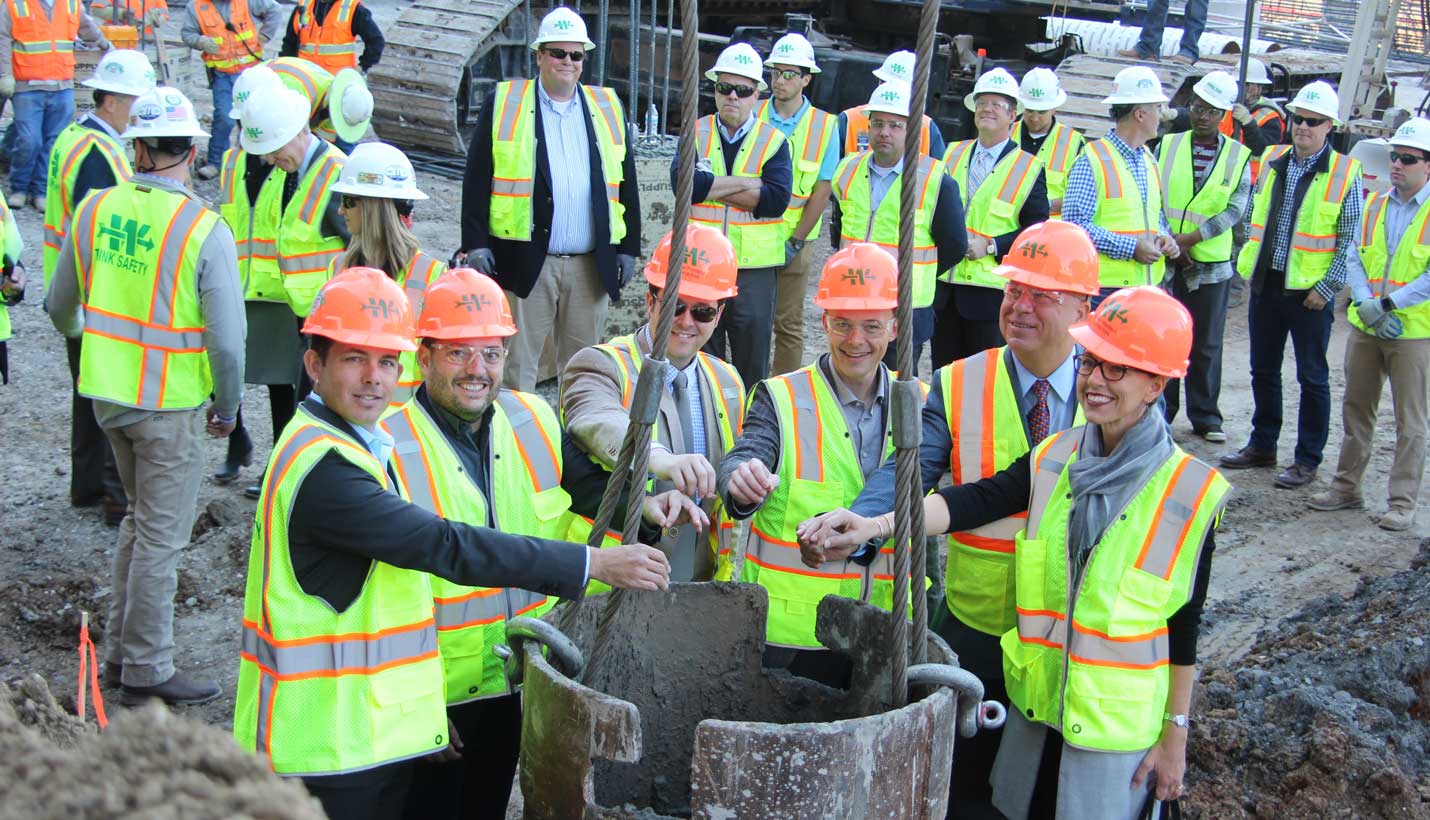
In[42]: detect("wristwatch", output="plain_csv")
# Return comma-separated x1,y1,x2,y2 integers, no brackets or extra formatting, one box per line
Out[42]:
986,239,998,258
1164,713,1191,728
1382,296,1397,313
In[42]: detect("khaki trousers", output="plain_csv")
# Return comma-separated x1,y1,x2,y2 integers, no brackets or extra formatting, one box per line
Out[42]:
771,241,815,376
1329,327,1430,512
504,253,608,392
103,408,205,687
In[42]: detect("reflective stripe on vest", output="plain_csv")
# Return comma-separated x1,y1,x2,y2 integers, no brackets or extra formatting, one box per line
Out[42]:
692,115,788,268
277,144,347,316
6,0,80,81
758,100,835,242
1156,132,1250,263
271,56,334,127
1085,138,1165,287
1351,189,1430,339
192,0,262,73
1238,146,1359,289
43,122,130,287
832,151,943,307
1013,121,1084,220
388,250,448,405
294,0,357,73
943,141,1043,287
842,105,932,156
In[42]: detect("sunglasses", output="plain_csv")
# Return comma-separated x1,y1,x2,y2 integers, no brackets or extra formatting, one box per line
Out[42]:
542,46,585,62
714,81,757,99
1291,114,1328,127
1389,151,1425,166
767,68,804,81
650,288,720,322
340,194,360,209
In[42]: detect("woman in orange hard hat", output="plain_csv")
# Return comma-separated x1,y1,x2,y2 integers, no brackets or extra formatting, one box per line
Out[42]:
800,285,1229,819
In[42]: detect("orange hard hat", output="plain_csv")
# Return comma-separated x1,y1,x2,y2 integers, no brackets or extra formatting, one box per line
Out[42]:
993,221,1100,297
1068,286,1192,378
814,242,899,311
415,267,517,340
644,224,739,302
302,266,418,352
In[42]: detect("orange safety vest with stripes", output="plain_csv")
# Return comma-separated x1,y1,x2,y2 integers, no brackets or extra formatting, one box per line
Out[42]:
1011,120,1085,219
43,120,131,289
272,140,347,316
234,407,448,775
1082,137,1167,288
1236,144,1360,290
5,0,79,81
383,392,564,705
941,139,1044,288
831,151,945,308
192,0,262,74
71,181,220,411
1351,189,1430,339
293,0,357,73
841,104,933,157
756,98,835,242
1002,427,1229,753
692,114,788,268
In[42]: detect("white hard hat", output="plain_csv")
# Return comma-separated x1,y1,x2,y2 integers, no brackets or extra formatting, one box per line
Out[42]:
1287,81,1340,124
1018,67,1066,111
873,50,915,84
238,87,309,154
122,86,208,139
1388,117,1430,154
330,68,372,144
705,43,767,89
1245,57,1271,87
864,81,910,118
330,142,428,201
1101,65,1169,105
529,7,594,51
765,32,819,74
1192,70,1238,111
964,67,1022,113
82,49,156,96
227,64,285,119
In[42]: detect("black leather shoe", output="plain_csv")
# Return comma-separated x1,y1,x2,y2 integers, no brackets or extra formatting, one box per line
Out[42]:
215,427,253,484
1218,446,1276,470
120,671,221,706
103,499,128,527
104,662,123,687
1274,462,1318,489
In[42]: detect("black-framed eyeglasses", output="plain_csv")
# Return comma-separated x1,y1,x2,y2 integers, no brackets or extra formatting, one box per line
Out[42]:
1074,353,1131,382
714,81,757,99
767,68,804,82
1291,114,1328,127
1389,151,1426,166
542,46,585,62
650,287,720,322
340,194,361,209
428,342,507,367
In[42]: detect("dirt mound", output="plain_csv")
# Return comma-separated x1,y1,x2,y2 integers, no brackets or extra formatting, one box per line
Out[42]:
0,676,327,820
1184,542,1430,819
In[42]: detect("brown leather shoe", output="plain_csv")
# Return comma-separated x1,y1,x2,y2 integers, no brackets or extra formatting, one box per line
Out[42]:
1168,54,1195,65
1118,47,1155,61
1274,462,1317,489
1219,446,1276,469
104,499,128,527
121,671,221,706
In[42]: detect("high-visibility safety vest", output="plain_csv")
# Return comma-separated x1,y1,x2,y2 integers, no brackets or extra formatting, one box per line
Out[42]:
756,98,835,243
192,0,262,74
1012,120,1085,219
383,392,564,705
1352,189,1430,339
276,141,346,316
691,115,788,268
5,0,79,81
831,151,944,308
740,364,920,648
938,349,1083,637
219,147,285,304
487,80,627,245
1220,100,1286,182
325,249,445,406
293,0,357,74
1237,145,1360,290
0,196,17,342
1083,138,1166,288
234,407,447,775
842,105,934,157
1156,132,1251,263
70,181,220,410
270,56,339,143
44,120,130,288
941,140,1043,288
566,332,745,582
1002,427,1229,753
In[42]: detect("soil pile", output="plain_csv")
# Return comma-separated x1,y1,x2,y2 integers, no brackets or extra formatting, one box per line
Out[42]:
0,675,326,820
1185,541,1430,819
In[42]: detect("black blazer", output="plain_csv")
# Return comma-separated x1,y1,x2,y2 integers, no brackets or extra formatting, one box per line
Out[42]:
460,84,642,301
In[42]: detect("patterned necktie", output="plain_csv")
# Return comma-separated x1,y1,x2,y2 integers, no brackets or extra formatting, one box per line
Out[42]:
968,149,994,196
1028,379,1051,445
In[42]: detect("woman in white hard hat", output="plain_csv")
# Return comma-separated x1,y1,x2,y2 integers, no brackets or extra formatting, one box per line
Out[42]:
329,141,447,405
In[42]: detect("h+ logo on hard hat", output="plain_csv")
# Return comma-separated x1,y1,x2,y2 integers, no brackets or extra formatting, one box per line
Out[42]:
880,89,900,102
364,297,395,319
687,247,710,267
892,63,906,75
1098,300,1130,324
841,268,872,286
1136,78,1155,90
244,126,263,140
458,293,492,312
1028,87,1046,97
736,53,753,64
98,215,154,257
1305,89,1321,100
779,43,795,53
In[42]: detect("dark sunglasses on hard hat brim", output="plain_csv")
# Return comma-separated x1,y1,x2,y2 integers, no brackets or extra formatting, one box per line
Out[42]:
713,81,757,99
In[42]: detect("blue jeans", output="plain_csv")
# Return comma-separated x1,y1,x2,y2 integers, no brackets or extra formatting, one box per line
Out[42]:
1248,288,1333,467
208,70,236,167
1136,0,1207,60
10,88,74,196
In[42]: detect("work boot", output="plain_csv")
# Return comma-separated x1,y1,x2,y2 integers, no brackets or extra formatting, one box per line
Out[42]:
1308,489,1364,511
1117,47,1155,61
1378,508,1416,532
6,191,26,209
1274,462,1317,489
215,426,253,484
195,164,219,181
1168,54,1194,65
104,662,123,687
31,193,44,212
103,498,127,527
120,670,221,706
1219,446,1276,470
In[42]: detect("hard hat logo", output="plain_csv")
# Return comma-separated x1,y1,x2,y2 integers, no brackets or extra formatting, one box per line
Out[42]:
244,126,263,140
364,297,397,319
840,268,872,286
779,43,794,53
688,247,710,267
103,63,123,75
98,215,154,257
1137,78,1155,90
1018,241,1049,260
134,103,162,122
736,53,753,64
164,91,183,105
892,63,906,74
554,18,572,29
880,90,899,101
1305,90,1320,100
1097,301,1130,324
356,171,384,185
1028,87,1045,97
458,293,493,312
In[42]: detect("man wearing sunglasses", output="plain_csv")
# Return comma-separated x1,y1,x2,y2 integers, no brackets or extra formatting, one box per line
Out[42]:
458,6,641,393
1310,117,1430,532
1221,81,1365,491
675,41,792,388
1155,70,1252,446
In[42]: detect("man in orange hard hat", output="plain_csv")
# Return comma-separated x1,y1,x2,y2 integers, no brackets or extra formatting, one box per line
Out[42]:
563,224,747,583
233,267,670,819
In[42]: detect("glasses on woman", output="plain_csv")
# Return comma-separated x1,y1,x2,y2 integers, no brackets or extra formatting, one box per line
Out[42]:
713,81,757,99
1074,353,1131,382
340,194,361,209
429,343,507,367
542,47,585,62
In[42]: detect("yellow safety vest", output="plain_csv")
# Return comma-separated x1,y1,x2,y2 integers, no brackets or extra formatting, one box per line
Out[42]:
269,56,339,143
1012,120,1085,219
941,140,1043,288
220,146,286,303
1156,132,1250,263
1237,145,1360,290
692,114,788,268
1002,428,1229,753
1352,189,1430,339
70,181,219,410
0,196,18,342
756,98,835,242
831,151,944,308
234,407,447,775
487,80,627,245
383,392,564,705
1083,138,1166,288
276,141,347,316
44,121,130,288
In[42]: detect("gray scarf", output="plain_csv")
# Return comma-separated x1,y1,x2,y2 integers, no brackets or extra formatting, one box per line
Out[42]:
1065,406,1175,578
